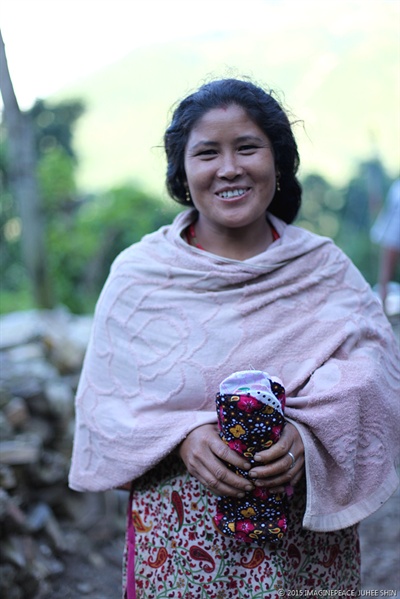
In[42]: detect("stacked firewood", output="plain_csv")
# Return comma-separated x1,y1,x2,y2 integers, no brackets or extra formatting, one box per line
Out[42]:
0,309,125,599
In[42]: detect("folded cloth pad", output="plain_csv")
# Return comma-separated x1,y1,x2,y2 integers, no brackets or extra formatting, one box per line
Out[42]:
214,370,290,544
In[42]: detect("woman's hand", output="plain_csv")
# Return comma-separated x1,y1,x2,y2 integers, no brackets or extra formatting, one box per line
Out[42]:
248,422,305,493
178,423,254,498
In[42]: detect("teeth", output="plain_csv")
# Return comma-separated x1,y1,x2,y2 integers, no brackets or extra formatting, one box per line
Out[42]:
218,189,247,199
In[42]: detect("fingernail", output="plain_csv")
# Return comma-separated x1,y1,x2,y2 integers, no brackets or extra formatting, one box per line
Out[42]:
238,492,245,498
244,484,254,491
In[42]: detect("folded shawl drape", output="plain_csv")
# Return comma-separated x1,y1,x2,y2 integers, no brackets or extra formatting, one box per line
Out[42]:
69,209,400,532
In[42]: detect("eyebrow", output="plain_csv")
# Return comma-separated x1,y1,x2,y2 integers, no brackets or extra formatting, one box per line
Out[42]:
189,135,267,151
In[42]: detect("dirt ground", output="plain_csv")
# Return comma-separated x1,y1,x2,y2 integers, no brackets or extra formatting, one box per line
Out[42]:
41,483,400,599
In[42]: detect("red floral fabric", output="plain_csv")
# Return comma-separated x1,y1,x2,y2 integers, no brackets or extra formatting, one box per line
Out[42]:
123,457,360,598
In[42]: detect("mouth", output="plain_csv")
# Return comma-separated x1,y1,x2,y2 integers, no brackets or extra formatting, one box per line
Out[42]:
216,188,250,200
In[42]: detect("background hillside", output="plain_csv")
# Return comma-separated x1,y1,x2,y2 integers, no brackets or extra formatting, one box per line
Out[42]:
52,1,400,197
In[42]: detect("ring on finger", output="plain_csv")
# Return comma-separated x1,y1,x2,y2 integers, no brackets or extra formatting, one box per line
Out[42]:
288,451,296,469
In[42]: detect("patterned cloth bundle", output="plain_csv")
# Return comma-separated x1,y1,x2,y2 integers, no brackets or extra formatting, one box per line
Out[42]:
214,370,290,545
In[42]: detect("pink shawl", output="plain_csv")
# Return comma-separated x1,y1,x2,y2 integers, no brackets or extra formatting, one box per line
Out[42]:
69,209,400,531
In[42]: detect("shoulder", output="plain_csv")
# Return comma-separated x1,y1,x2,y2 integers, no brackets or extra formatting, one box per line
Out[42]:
92,210,196,315
288,221,350,260
111,229,166,272
272,215,349,264
279,219,372,291
110,209,195,274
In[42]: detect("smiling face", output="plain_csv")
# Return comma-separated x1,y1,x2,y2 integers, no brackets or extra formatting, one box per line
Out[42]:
184,104,277,238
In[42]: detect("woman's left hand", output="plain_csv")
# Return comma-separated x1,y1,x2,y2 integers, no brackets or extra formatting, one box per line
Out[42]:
248,422,305,493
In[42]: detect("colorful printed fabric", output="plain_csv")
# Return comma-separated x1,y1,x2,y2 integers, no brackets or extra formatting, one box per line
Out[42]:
124,456,361,599
214,370,289,545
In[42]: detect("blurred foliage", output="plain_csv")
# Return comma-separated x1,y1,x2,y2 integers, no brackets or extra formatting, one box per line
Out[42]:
38,146,77,212
45,184,178,312
0,98,398,314
337,160,398,284
298,160,396,285
0,99,178,313
28,98,85,161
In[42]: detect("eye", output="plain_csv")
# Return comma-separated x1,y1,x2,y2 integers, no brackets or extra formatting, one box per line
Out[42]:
195,149,217,158
238,145,258,153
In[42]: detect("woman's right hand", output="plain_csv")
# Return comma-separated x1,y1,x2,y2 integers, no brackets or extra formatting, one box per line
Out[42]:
178,423,254,498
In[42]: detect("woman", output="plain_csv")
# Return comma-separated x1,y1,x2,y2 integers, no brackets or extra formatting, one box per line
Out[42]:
69,78,400,597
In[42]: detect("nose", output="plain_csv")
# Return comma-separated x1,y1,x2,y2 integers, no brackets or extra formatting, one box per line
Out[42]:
217,152,243,180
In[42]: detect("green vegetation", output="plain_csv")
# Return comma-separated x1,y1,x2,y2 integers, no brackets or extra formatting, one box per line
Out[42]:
0,99,179,314
298,160,395,285
44,183,178,313
1,174,179,314
2,1,399,314
1,98,397,315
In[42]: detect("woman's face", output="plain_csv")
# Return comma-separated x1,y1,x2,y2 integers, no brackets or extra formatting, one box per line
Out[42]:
184,104,277,235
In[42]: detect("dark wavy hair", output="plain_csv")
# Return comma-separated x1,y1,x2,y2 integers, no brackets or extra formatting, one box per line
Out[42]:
164,78,302,224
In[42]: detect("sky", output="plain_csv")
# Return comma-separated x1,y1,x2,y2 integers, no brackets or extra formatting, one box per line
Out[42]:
1,0,278,109
2,0,397,110
1,0,399,190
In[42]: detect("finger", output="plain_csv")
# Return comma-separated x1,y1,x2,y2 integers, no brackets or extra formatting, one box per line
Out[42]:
181,424,251,472
185,443,254,497
254,463,303,489
251,447,300,476
179,424,254,497
268,466,305,494
252,455,305,490
211,437,251,472
195,457,255,497
251,435,305,476
253,422,298,464
205,474,255,497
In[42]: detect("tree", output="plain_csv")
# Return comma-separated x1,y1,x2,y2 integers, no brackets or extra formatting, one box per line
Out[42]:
0,29,53,308
28,98,84,165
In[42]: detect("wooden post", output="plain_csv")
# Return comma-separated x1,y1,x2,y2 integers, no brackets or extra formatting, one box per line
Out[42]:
0,29,53,309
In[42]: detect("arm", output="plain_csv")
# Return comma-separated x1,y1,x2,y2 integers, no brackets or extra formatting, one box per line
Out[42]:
378,246,399,308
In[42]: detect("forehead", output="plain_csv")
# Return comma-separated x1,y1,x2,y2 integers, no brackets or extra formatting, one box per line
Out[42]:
187,104,266,141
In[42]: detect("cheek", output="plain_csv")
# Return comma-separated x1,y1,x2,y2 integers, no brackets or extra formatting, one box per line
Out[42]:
259,168,276,191
186,164,213,189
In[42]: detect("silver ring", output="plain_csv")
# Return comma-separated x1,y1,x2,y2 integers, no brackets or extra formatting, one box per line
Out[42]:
288,451,296,469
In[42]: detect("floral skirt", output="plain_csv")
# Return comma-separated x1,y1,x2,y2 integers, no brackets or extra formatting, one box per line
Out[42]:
123,457,360,599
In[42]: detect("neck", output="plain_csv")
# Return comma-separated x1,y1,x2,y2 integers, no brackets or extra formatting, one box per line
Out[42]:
193,217,274,260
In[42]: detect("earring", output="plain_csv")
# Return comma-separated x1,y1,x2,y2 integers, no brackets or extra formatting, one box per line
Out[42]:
185,190,191,202
276,176,281,192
